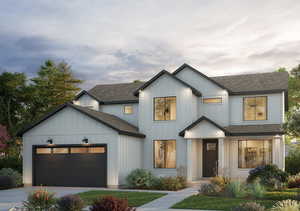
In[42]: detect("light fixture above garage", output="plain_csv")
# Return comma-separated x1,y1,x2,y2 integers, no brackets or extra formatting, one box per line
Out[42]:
46,138,53,145
82,137,89,144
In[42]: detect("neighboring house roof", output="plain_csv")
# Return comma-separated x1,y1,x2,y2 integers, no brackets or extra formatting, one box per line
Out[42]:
17,103,145,138
75,82,145,104
224,124,284,136
179,116,229,137
133,70,202,97
179,116,283,137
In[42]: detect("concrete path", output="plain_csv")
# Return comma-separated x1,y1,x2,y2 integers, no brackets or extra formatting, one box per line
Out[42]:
139,187,199,210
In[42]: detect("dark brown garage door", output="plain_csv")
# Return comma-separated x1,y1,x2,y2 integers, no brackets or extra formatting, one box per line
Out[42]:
33,144,107,187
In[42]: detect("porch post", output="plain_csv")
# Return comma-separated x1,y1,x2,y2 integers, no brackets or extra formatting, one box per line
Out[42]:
186,139,193,182
218,138,225,176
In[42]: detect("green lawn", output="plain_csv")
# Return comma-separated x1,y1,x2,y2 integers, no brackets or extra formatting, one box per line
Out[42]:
77,190,167,207
172,195,276,211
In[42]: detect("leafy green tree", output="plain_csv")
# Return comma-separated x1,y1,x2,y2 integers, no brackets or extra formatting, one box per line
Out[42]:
284,109,300,137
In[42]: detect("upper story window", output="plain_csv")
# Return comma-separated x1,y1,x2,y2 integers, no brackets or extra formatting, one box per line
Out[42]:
154,97,176,121
203,97,222,104
124,105,133,114
243,96,267,121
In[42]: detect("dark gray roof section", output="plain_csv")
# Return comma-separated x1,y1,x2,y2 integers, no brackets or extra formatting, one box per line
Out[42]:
133,70,202,97
18,103,145,138
224,124,284,136
212,71,289,95
86,82,145,104
179,116,229,137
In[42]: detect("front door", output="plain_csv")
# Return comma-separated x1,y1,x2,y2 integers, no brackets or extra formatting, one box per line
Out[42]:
203,139,218,177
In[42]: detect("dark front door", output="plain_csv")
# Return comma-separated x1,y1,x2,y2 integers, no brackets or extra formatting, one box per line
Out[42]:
203,139,218,177
33,145,107,187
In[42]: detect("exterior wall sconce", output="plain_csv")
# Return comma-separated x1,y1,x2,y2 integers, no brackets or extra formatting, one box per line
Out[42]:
82,137,89,144
46,139,53,145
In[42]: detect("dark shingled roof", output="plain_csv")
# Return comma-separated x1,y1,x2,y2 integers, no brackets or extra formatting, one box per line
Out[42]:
212,71,289,95
18,103,145,138
224,124,284,136
87,82,144,104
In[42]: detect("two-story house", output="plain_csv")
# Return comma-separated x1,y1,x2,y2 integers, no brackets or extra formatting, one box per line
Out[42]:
19,64,288,188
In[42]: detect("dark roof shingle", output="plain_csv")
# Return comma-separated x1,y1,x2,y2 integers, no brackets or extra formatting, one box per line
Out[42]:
224,124,284,136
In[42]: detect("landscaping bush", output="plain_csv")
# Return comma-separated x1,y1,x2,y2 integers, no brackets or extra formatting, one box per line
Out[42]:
89,196,136,211
0,175,15,189
264,191,298,201
126,169,155,189
0,168,22,187
270,200,300,211
287,173,300,188
210,176,231,191
56,194,84,211
224,181,247,198
23,188,56,210
247,164,288,188
248,181,265,199
285,149,300,175
231,202,265,211
0,157,22,173
158,176,187,191
199,183,222,196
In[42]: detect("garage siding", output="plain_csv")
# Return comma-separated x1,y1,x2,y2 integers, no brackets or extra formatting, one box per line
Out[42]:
118,135,143,185
23,107,119,187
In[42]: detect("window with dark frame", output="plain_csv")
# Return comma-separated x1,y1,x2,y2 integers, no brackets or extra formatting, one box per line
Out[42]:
154,97,176,120
238,140,272,168
243,96,267,120
153,140,176,168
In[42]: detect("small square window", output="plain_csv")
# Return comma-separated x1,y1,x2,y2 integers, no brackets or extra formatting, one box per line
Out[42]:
36,148,52,154
203,97,222,104
88,147,105,153
70,147,88,154
124,105,133,114
53,148,68,154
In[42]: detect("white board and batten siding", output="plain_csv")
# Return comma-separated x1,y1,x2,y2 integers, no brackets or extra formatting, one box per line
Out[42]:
74,94,99,111
138,73,198,177
22,106,143,187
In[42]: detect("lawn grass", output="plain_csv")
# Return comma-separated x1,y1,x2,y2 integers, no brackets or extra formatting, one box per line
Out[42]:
172,195,276,211
77,190,167,207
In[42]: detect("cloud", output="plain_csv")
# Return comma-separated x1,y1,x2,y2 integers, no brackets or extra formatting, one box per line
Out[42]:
1,0,300,89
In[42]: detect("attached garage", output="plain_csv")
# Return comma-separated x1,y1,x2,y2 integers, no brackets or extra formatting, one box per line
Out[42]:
19,103,145,188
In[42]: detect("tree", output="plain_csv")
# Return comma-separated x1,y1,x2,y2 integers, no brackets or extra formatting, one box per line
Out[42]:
284,109,300,137
289,64,300,109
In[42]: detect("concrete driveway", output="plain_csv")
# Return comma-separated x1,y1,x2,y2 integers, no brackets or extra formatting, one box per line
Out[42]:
0,186,100,211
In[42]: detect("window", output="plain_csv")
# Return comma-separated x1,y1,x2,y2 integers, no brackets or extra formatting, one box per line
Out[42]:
154,140,176,168
244,96,267,120
88,147,106,153
154,97,176,120
124,105,133,114
238,140,272,168
53,148,68,154
203,97,222,104
36,148,51,154
70,147,88,154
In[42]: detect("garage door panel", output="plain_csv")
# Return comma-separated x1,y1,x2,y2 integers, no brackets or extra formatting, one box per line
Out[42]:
33,145,107,187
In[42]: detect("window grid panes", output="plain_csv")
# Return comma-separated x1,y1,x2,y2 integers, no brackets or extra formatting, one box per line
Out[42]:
238,140,272,168
203,98,222,104
154,140,176,168
53,148,68,154
244,96,267,120
124,105,133,114
36,148,52,154
154,97,176,120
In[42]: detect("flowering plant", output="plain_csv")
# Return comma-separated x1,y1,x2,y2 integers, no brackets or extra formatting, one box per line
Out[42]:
23,188,56,210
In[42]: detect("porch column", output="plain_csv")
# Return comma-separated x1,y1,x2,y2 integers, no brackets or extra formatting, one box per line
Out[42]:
186,139,193,182
218,138,225,176
273,135,283,169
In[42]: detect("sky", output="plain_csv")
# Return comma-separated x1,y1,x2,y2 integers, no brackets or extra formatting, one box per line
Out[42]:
1,0,300,89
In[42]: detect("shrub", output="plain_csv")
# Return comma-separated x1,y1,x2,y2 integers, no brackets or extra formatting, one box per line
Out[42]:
264,191,298,201
248,181,265,199
270,200,300,211
23,188,56,210
126,169,155,189
56,194,84,211
210,176,231,191
89,196,136,211
199,183,222,196
224,181,247,198
231,202,265,211
0,168,22,187
0,175,15,189
153,176,186,191
287,173,300,188
285,148,300,175
247,164,288,188
0,157,22,173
